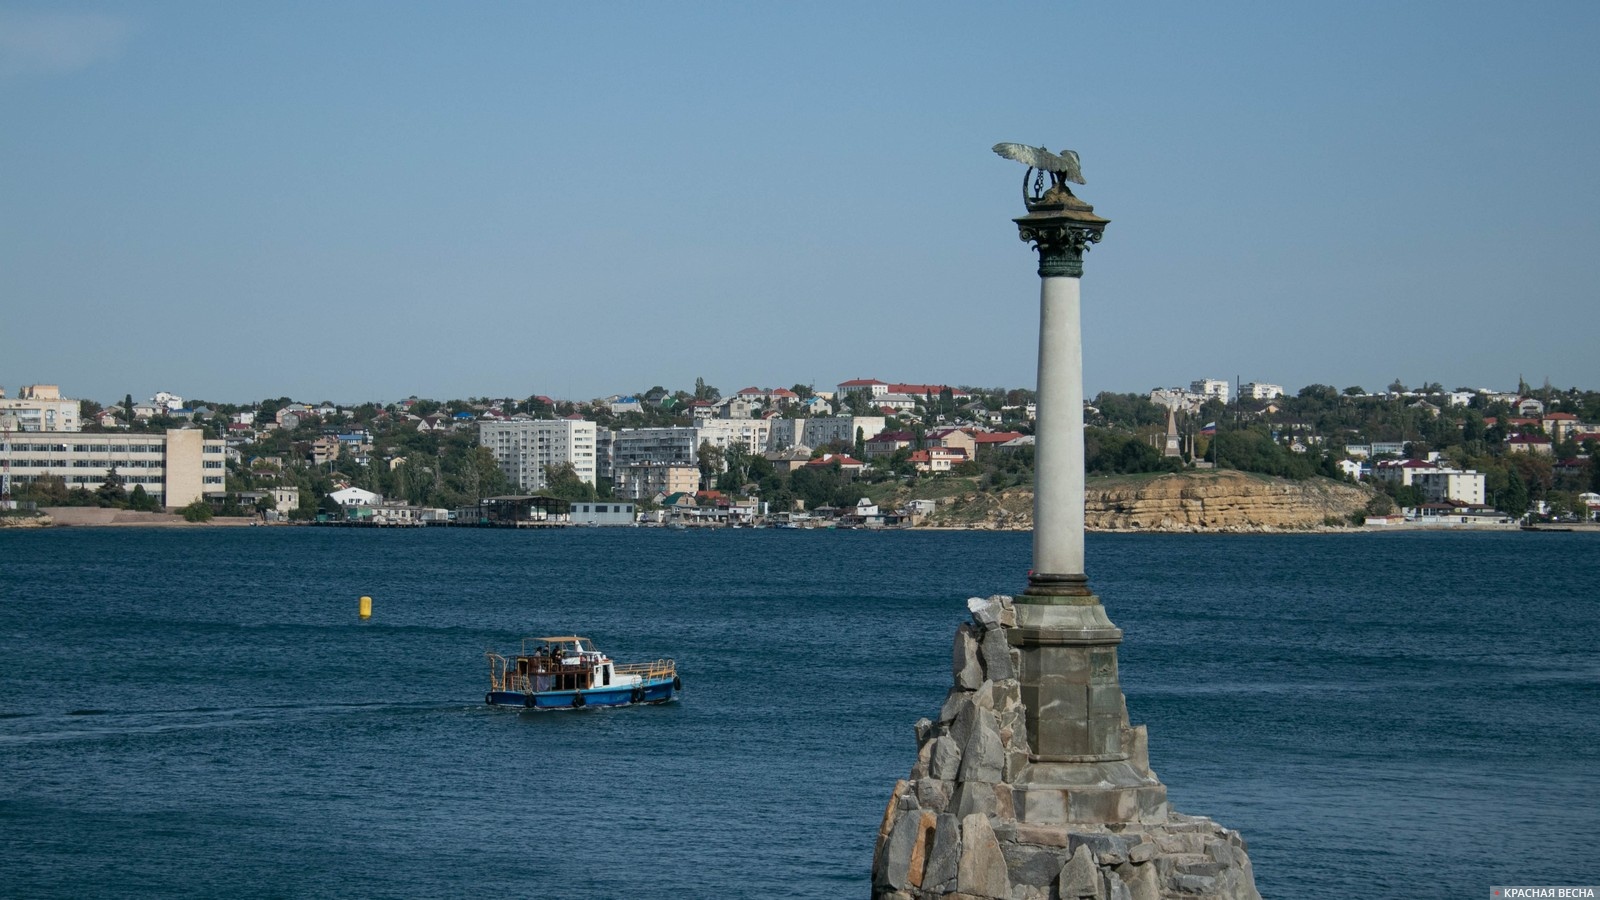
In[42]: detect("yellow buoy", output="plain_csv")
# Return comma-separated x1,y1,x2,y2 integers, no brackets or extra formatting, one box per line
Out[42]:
359,595,372,619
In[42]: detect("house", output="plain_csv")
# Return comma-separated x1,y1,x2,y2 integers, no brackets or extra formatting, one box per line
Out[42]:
1543,412,1580,441
609,396,643,415
329,487,380,506
1507,433,1553,455
1336,459,1365,480
763,447,815,474
928,428,978,461
909,446,966,473
1517,397,1546,416
806,453,866,477
864,430,916,459
970,431,1026,458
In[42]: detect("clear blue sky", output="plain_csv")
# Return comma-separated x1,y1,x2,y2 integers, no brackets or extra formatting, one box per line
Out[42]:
3,2,1597,406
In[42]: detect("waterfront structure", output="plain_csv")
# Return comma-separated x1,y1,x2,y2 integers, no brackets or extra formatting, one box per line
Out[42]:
0,427,223,507
0,385,81,433
479,418,598,491
567,501,638,526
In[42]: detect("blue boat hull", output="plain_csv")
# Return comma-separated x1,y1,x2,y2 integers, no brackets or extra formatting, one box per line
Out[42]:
486,676,679,710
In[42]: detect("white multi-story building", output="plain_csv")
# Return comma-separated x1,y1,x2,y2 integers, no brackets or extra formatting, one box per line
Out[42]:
1415,470,1487,506
608,420,772,477
767,416,886,452
1190,379,1230,405
1371,459,1487,506
478,418,598,491
0,385,81,433
0,427,224,507
1241,382,1284,401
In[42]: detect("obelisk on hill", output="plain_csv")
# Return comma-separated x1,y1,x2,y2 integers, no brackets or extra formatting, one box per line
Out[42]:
869,146,1259,900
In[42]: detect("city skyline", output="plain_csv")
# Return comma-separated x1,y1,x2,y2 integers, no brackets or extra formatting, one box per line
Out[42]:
4,3,1597,404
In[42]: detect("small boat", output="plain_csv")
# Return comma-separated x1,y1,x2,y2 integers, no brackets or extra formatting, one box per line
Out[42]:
485,635,679,710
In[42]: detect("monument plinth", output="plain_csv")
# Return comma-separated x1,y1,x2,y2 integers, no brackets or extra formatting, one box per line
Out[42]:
870,144,1259,900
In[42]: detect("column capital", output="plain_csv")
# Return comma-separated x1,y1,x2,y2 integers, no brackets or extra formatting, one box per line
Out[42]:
1013,192,1110,278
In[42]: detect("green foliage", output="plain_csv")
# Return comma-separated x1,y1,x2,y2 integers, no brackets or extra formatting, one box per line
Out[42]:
1205,429,1319,480
180,500,214,522
543,462,596,501
1501,470,1530,517
96,467,127,508
127,485,160,512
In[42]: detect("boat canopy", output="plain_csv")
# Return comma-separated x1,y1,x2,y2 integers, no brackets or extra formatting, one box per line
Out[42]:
530,635,589,644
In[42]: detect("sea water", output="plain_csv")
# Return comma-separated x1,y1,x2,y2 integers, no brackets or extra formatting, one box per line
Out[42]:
1,527,1596,898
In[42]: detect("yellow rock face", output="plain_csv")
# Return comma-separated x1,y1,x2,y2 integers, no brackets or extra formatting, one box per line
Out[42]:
1086,471,1370,532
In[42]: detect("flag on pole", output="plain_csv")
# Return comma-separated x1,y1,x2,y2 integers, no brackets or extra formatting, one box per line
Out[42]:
1200,422,1217,436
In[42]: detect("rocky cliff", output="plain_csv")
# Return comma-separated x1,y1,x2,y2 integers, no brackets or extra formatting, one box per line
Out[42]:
922,471,1370,533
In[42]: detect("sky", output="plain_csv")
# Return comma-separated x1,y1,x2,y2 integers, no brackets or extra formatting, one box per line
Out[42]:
3,2,1597,406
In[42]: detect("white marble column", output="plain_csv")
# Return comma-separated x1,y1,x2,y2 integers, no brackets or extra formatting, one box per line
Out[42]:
1032,274,1085,578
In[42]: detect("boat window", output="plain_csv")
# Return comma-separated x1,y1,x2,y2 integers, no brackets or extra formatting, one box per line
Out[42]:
602,664,611,686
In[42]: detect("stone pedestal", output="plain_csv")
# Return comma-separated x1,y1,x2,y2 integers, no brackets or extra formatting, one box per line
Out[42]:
871,598,1260,900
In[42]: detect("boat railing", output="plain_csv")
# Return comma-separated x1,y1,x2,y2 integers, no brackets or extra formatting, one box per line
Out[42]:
614,658,676,680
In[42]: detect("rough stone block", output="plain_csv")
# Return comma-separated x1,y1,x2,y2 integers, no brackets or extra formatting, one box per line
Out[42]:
1011,823,1071,848
1127,841,1156,864
922,813,961,893
875,779,908,864
1000,841,1067,890
980,628,1014,680
951,780,999,818
992,783,1015,822
957,813,1011,899
1068,832,1129,865
914,777,951,812
954,623,984,689
905,811,938,890
1057,845,1100,899
910,737,933,779
879,807,923,889
1104,869,1133,900
957,713,1005,783
914,716,934,746
968,595,1001,627
930,735,962,780
940,688,974,726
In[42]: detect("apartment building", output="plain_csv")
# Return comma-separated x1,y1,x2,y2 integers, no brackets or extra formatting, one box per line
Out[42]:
478,417,598,491
0,385,81,433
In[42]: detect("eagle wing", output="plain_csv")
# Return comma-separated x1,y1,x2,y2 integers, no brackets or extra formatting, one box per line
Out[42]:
992,142,1087,184
992,142,1050,168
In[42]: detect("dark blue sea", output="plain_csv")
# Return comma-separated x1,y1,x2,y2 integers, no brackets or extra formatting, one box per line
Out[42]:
2,527,1596,898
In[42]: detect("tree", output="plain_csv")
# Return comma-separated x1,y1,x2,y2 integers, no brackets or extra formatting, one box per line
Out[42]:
97,467,127,508
1387,379,1408,393
694,378,720,402
127,484,160,512
543,462,596,501
1501,470,1530,518
1343,386,1365,396
123,393,135,425
180,499,214,523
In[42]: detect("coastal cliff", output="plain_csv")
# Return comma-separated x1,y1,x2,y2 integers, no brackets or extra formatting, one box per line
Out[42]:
921,471,1371,532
